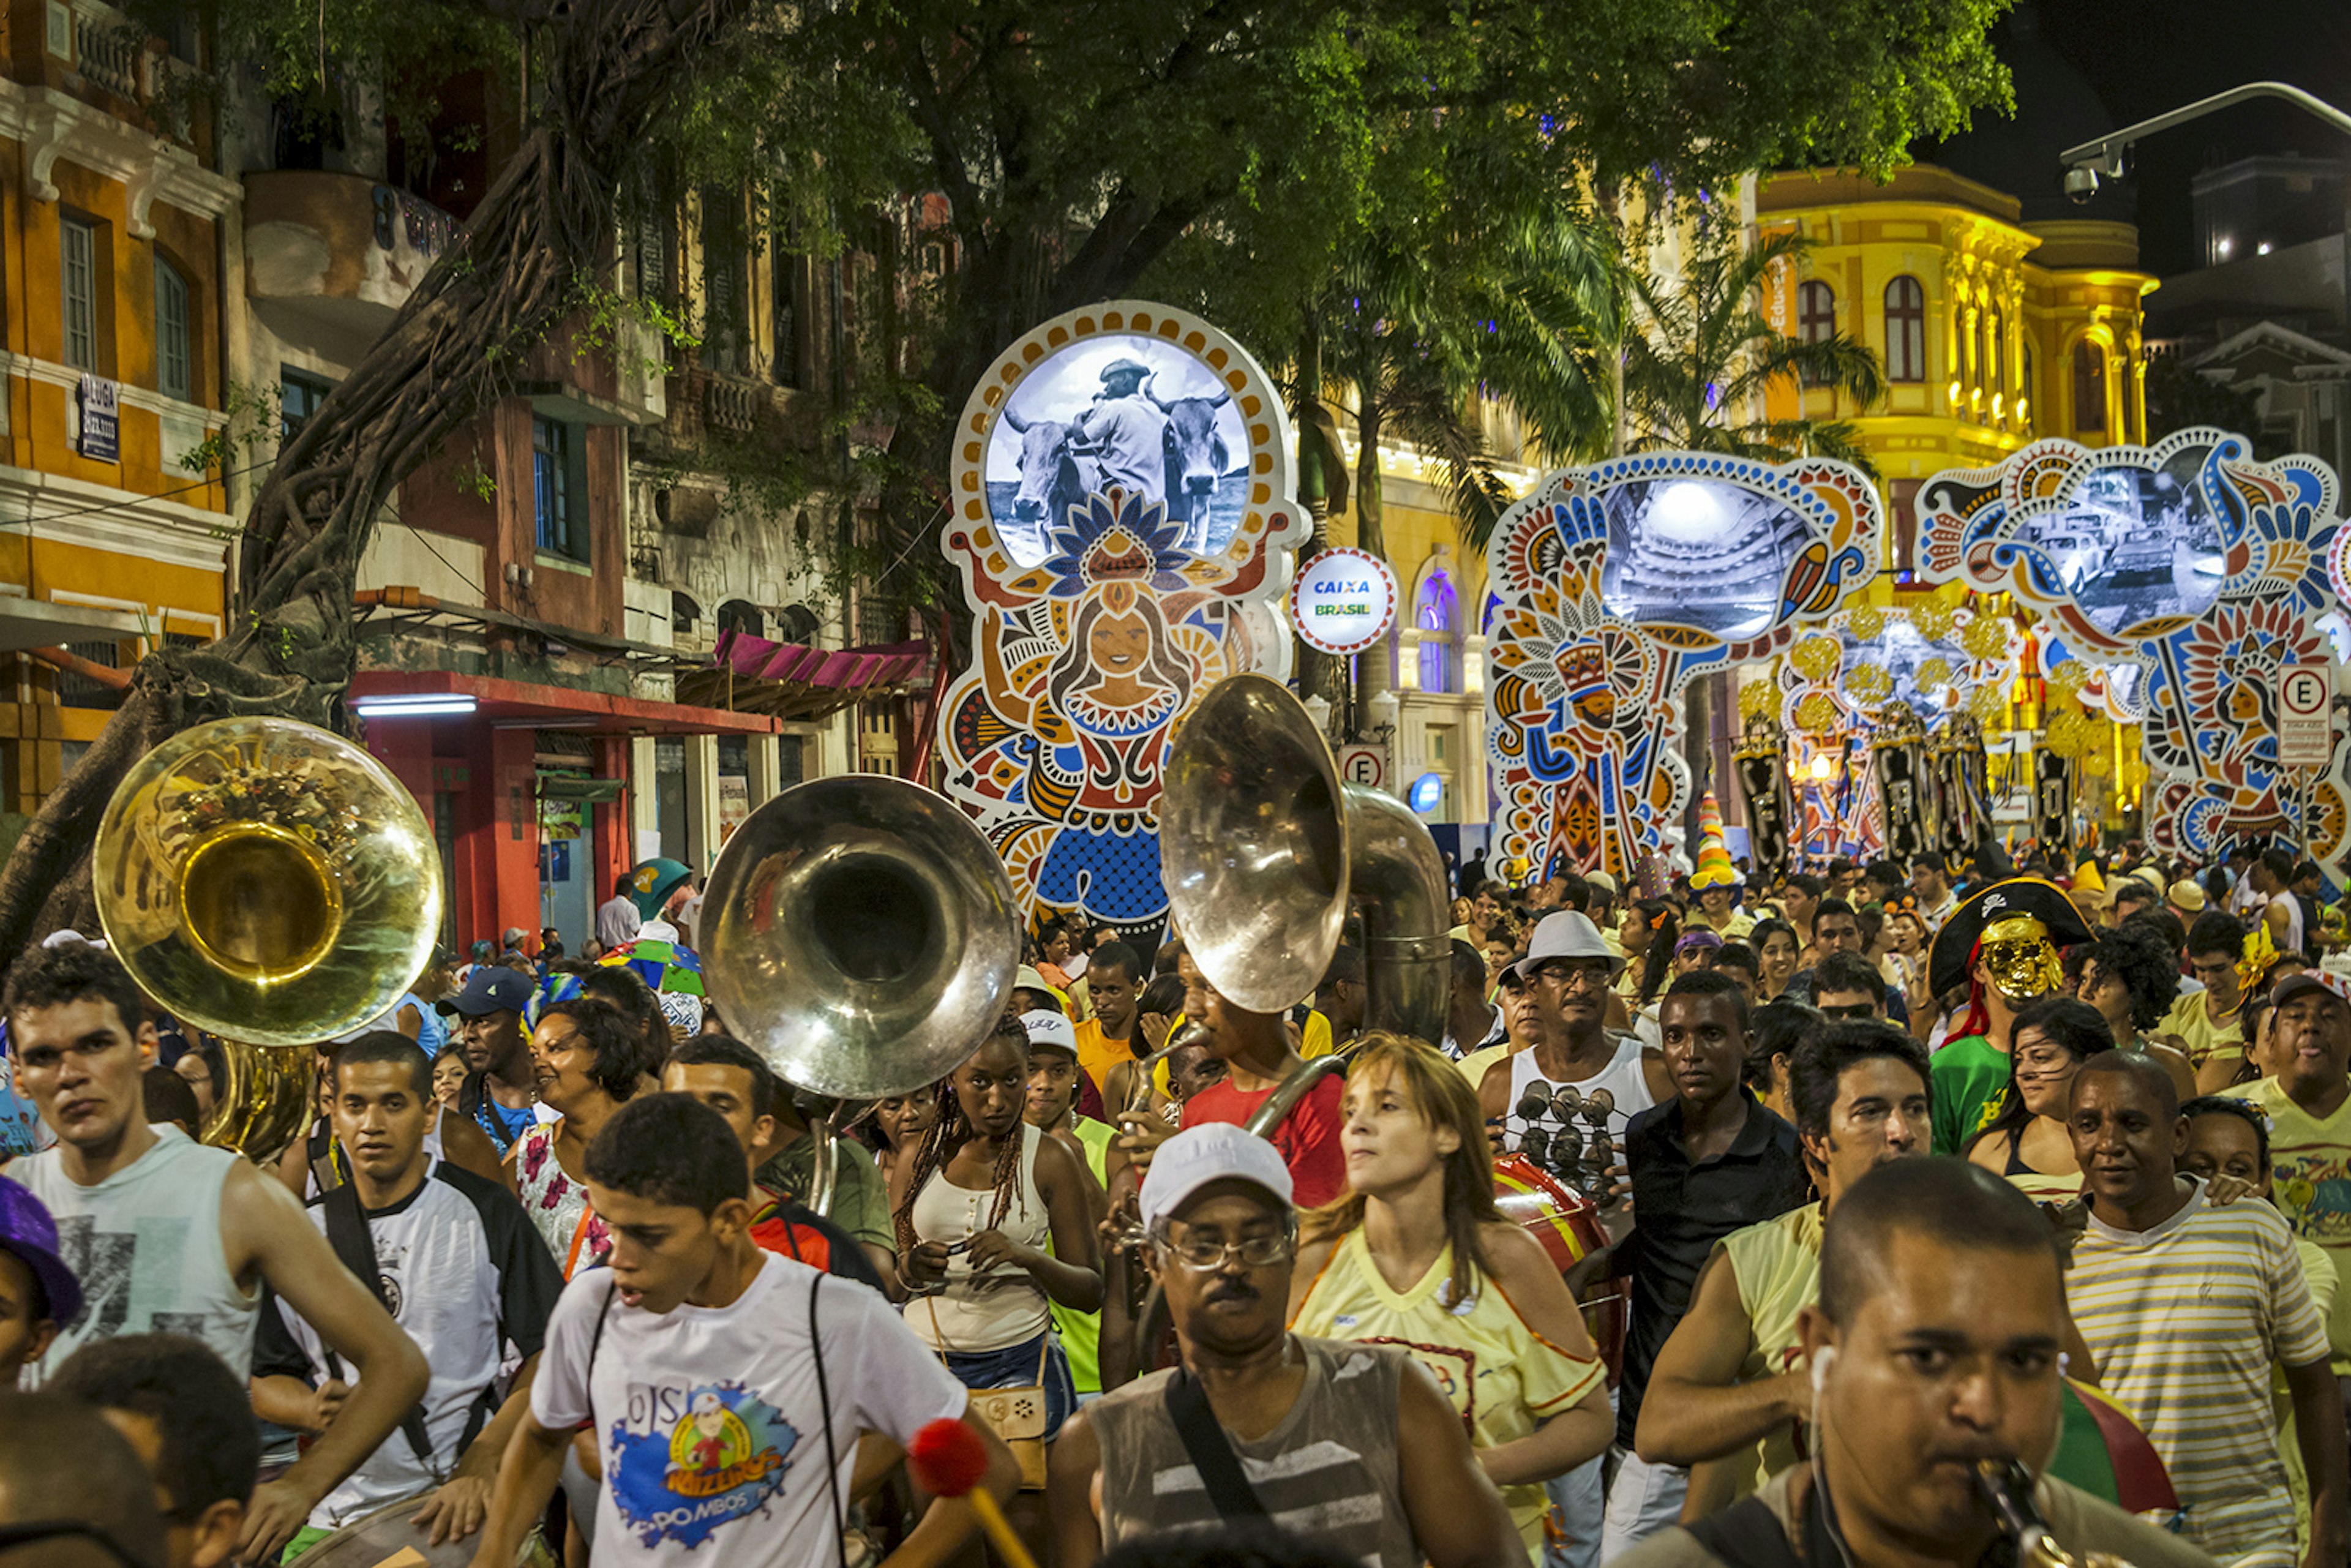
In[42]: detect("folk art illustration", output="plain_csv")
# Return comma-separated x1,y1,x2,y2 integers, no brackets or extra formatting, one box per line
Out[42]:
1919,428,2351,863
937,302,1306,932
1482,451,1884,883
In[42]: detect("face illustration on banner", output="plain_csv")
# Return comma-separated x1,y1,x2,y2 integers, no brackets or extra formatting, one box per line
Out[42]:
1922,427,2349,860
984,334,1251,566
1483,451,1883,880
940,302,1306,930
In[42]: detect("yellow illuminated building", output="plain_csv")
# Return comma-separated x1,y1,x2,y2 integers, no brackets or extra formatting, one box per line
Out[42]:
1757,162,2155,575
0,8,236,820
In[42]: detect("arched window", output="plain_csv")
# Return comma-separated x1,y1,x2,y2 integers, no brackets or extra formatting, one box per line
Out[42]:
1796,281,1835,387
776,603,820,645
1415,569,1459,694
2072,341,2107,434
716,599,765,640
1884,276,1926,383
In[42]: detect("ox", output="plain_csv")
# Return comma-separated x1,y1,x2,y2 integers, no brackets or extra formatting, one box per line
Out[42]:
1151,380,1232,549
1001,410,1095,542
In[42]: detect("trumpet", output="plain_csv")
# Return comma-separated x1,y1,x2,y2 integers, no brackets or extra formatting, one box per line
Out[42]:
1976,1458,2135,1568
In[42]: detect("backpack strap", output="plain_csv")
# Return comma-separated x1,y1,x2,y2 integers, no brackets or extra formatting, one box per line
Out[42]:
1161,1368,1268,1521
318,1182,439,1476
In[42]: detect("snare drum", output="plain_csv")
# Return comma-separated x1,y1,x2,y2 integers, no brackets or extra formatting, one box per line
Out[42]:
285,1498,539,1568
1493,1153,1627,1384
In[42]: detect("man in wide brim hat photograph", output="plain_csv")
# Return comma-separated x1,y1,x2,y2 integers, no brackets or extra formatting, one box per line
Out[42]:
1925,877,2093,1155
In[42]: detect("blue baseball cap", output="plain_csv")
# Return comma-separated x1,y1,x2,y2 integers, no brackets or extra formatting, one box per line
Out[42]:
0,1176,81,1326
435,966,535,1018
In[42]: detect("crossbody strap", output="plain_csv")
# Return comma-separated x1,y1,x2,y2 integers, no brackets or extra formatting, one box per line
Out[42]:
318,1184,438,1476
1682,1496,1804,1568
579,1271,621,1433
1161,1368,1267,1520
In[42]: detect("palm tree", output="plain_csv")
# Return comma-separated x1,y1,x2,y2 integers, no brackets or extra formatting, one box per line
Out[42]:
1621,227,1884,473
1314,200,1619,569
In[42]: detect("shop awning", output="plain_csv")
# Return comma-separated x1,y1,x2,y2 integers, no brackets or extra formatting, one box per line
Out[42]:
348,669,780,736
672,631,932,722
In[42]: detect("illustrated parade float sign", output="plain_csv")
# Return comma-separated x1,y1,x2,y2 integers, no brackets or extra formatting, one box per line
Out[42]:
937,302,1307,932
1755,599,2019,867
1482,451,1884,881
1919,427,2351,861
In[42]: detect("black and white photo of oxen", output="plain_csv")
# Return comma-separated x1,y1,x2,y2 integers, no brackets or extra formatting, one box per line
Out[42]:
986,334,1253,565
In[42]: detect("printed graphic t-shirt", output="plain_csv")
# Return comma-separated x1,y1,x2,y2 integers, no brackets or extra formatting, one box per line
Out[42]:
531,1252,968,1568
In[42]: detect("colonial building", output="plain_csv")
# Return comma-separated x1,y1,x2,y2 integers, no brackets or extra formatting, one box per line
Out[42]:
0,1,238,831
1755,163,2154,574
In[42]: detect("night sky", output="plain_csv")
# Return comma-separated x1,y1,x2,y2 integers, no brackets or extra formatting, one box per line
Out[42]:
2027,0,2351,277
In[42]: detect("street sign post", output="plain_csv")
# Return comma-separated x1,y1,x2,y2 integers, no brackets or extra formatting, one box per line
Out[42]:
2280,665,2332,767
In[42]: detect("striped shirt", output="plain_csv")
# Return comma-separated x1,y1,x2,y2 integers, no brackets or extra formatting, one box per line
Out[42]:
1088,1337,1418,1568
2069,1178,2328,1567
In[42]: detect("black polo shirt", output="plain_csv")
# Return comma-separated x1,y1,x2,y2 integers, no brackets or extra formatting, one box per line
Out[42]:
1614,1087,1810,1446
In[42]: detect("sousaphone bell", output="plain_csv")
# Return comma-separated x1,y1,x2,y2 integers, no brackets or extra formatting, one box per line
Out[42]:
699,775,1022,1214
1158,673,1452,1128
93,716,445,1159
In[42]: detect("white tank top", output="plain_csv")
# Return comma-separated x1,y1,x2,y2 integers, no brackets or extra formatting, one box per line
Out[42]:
906,1120,1052,1354
16,1126,258,1381
1504,1033,1656,1156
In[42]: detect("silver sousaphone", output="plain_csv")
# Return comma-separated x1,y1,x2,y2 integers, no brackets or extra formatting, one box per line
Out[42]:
1158,672,1452,1131
698,775,1022,1215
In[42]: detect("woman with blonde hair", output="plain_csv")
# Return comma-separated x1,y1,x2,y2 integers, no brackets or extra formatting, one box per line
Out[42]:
1291,1032,1614,1557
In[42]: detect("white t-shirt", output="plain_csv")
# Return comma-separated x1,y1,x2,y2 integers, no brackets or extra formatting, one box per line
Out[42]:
531,1252,967,1566
255,1161,563,1529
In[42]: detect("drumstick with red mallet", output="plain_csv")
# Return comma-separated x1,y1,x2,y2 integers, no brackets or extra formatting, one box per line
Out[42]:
909,1417,1037,1568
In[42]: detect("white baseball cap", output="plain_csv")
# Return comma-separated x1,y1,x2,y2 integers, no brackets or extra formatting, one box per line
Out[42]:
1021,1009,1078,1056
1138,1123,1294,1232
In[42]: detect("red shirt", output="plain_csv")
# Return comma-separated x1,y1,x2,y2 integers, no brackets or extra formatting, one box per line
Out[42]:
1180,1073,1347,1209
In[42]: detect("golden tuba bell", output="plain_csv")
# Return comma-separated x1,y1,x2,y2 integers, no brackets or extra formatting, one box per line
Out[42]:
93,717,443,1157
700,775,1021,1212
1159,673,1452,1051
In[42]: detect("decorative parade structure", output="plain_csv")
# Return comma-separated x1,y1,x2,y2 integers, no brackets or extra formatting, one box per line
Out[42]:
936,302,1307,932
1920,427,2351,862
1482,451,1883,883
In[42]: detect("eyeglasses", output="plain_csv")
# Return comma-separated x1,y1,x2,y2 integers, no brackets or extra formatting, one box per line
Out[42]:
1816,1002,1878,1021
1155,1228,1296,1271
1533,963,1611,991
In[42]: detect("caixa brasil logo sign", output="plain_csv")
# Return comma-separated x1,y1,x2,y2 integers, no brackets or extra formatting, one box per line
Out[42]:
1289,547,1399,656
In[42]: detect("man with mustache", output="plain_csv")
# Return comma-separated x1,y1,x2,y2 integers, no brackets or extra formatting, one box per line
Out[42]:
1614,1158,2217,1568
1048,1123,1529,1568
2068,1049,2345,1568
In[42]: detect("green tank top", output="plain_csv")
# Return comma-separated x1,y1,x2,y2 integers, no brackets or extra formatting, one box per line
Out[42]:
1049,1116,1116,1393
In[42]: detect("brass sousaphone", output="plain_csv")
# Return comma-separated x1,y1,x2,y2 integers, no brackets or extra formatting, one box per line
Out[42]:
699,775,1022,1215
1158,672,1452,1127
93,717,444,1158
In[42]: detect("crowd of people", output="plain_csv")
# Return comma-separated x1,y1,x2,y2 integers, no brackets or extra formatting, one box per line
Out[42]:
0,834,2346,1568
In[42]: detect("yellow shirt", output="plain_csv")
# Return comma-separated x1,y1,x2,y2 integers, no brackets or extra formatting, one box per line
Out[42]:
2282,1239,2340,1555
1301,1010,1337,1060
1292,1229,1605,1554
1071,1017,1140,1100
2160,989,2245,1070
2228,1076,2351,1370
1717,1201,1826,1498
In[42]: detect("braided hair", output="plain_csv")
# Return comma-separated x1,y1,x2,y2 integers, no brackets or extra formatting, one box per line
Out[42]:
892,1012,1033,1258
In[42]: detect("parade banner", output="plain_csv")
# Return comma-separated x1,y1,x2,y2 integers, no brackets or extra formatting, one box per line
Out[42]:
1483,451,1882,882
937,301,1307,932
1871,709,1935,860
1732,720,1795,875
1919,427,2351,861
